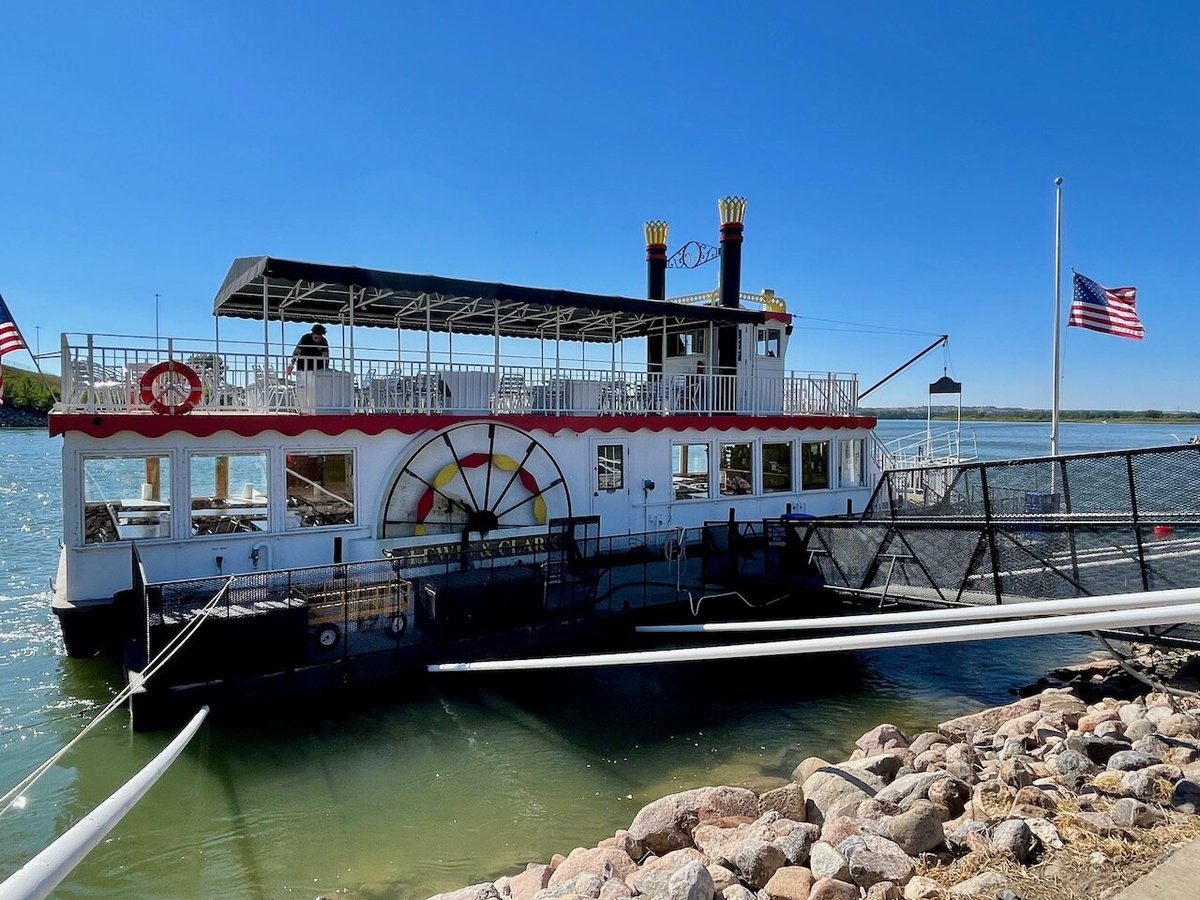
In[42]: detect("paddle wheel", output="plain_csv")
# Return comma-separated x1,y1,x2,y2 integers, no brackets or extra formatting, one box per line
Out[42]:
382,423,572,538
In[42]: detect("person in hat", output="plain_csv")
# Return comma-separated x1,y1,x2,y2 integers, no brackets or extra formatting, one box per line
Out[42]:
290,324,330,372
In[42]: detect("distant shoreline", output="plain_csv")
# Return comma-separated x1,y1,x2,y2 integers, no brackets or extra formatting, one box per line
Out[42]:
866,410,1200,427
0,407,48,428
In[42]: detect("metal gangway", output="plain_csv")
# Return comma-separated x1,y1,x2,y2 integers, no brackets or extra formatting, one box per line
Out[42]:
806,443,1200,647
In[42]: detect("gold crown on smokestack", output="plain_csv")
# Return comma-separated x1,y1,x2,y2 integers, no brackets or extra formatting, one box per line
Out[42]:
644,220,669,246
718,196,747,225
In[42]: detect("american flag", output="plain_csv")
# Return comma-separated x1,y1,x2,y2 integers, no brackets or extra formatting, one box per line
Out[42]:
0,294,28,405
1068,272,1144,341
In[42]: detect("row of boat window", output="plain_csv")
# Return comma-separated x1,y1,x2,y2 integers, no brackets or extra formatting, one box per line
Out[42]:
597,437,867,500
80,451,355,545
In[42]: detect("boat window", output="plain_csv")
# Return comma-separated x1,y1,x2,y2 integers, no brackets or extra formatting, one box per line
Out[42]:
762,442,793,493
756,329,781,358
286,452,356,528
189,452,270,536
82,454,172,544
801,441,831,491
839,438,866,487
596,444,624,491
667,329,706,358
671,443,710,500
719,443,753,496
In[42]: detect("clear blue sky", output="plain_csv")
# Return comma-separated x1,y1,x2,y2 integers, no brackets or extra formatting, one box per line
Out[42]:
1,2,1196,410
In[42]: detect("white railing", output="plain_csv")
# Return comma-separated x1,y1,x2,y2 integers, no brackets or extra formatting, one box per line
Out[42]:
883,426,979,469
56,335,860,419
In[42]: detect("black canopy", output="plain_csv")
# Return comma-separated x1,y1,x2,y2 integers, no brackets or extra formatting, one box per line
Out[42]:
212,256,782,343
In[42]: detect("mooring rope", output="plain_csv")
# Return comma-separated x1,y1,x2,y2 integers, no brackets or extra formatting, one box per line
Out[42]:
1091,631,1200,701
0,576,233,817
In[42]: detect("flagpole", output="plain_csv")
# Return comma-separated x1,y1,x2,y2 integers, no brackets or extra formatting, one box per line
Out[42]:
1050,177,1064,457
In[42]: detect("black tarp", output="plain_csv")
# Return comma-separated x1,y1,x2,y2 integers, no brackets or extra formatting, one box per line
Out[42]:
212,256,782,343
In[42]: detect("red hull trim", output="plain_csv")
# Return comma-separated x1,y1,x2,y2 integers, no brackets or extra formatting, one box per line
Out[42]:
49,412,878,440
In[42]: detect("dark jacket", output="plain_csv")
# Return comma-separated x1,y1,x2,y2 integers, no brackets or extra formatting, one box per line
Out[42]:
292,333,329,370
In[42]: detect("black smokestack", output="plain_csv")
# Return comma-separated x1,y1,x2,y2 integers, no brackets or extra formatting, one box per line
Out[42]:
645,220,668,373
716,197,746,380
717,196,746,308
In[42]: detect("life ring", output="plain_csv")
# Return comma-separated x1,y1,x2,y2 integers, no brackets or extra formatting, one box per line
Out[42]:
139,361,203,415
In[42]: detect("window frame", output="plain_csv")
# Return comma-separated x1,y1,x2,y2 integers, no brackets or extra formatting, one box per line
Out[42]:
79,451,175,546
800,440,832,492
671,442,712,500
718,441,754,497
761,440,794,493
284,449,358,530
838,437,867,488
595,443,625,491
756,328,782,358
186,449,273,538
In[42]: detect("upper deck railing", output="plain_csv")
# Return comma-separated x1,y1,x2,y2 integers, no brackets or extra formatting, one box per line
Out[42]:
55,334,861,419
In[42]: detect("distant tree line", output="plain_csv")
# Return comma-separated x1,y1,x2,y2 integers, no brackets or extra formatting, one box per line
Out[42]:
2,366,58,413
863,406,1200,424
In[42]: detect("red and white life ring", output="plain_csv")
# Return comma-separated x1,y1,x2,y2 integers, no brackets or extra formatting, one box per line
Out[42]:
139,361,203,415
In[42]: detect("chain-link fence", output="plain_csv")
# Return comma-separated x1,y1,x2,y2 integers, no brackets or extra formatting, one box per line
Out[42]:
130,522,710,681
811,444,1200,611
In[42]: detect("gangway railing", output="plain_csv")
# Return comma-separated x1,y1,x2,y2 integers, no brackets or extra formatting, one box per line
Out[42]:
805,444,1200,646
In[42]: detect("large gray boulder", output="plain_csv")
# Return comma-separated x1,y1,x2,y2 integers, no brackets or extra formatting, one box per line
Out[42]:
626,849,707,897
666,861,715,900
627,786,759,855
875,771,950,807
886,801,945,855
774,826,817,866
802,766,885,825
509,864,552,900
1106,750,1162,772
849,850,915,889
809,842,852,882
759,782,807,822
1172,779,1200,814
533,874,604,900
939,697,1039,741
856,724,912,755
990,819,1038,863
692,821,775,862
1111,798,1166,828
547,848,636,889
730,839,787,889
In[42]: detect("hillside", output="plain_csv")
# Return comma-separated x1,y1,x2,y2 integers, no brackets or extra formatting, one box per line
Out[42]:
0,364,59,426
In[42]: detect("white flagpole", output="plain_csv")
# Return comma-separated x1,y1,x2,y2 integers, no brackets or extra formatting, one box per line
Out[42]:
1050,177,1064,457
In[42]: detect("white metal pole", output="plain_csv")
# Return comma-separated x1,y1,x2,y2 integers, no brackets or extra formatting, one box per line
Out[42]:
429,598,1200,673
261,280,270,376
0,707,209,900
348,286,355,380
637,586,1200,634
1051,177,1064,457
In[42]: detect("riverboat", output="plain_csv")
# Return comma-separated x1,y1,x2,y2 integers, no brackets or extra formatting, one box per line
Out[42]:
47,198,880,725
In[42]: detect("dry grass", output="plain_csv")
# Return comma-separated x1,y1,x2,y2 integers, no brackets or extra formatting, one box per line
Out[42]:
916,795,1200,899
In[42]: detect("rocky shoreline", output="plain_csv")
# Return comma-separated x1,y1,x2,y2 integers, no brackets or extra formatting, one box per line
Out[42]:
0,406,48,428
427,649,1200,900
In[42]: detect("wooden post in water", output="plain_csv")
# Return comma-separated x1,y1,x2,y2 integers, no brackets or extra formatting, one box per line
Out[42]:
215,456,229,499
